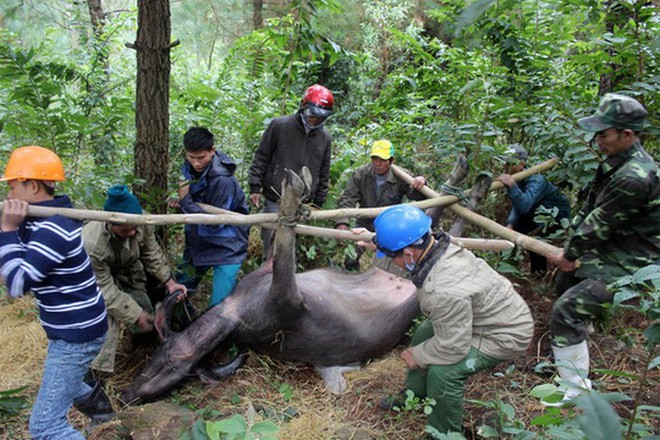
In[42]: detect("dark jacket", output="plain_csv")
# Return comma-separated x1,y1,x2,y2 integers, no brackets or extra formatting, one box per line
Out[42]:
0,195,107,342
248,112,332,206
564,142,660,282
336,163,426,231
179,151,249,267
506,174,571,228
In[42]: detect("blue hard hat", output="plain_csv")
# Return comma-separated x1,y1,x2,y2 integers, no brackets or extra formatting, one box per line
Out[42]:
373,205,432,258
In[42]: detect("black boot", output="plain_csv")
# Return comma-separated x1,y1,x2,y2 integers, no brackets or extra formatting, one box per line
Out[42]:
74,380,116,424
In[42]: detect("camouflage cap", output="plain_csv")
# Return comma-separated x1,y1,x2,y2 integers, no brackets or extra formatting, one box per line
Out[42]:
578,93,648,132
502,144,528,161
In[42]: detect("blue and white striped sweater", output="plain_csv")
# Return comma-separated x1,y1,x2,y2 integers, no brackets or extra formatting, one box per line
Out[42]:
0,195,107,342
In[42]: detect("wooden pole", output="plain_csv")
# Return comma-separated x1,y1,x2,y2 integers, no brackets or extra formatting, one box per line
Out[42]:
391,163,563,259
5,159,556,227
196,204,515,252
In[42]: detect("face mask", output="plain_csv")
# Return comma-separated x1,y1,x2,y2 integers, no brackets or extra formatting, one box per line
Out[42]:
301,111,325,133
404,252,416,272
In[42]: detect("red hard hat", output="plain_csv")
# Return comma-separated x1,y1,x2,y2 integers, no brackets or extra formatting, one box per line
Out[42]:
302,84,334,118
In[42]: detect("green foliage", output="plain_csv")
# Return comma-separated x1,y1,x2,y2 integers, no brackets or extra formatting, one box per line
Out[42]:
205,413,280,440
0,386,30,419
392,389,436,416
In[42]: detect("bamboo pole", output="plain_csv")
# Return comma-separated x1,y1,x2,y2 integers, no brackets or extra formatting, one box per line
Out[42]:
196,203,515,252
6,158,557,227
0,200,513,252
391,164,563,259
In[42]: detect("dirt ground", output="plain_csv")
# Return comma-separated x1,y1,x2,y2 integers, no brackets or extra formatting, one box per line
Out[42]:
0,271,658,440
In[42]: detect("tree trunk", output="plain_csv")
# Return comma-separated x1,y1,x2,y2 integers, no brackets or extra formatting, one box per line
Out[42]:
133,0,172,217
87,0,105,34
253,0,264,29
85,0,113,167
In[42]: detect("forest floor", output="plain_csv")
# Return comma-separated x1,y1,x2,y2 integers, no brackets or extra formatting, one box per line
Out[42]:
0,266,657,439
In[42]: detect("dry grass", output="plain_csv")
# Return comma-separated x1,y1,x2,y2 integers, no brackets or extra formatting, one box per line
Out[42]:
1,274,658,440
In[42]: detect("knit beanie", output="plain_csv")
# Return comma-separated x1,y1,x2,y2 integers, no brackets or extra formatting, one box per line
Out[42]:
103,184,143,214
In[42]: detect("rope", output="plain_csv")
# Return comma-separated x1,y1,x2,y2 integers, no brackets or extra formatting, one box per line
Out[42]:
278,203,311,227
439,183,476,210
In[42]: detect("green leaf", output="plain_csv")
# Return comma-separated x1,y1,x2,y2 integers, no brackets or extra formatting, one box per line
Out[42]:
209,414,248,435
530,412,563,426
575,393,623,440
476,424,500,438
250,421,280,435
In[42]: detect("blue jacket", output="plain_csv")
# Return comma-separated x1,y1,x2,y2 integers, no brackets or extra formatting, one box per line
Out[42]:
0,195,107,342
506,174,571,227
179,151,249,267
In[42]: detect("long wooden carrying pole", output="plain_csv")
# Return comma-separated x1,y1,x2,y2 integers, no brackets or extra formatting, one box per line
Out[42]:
11,159,558,227
391,164,562,258
0,159,558,255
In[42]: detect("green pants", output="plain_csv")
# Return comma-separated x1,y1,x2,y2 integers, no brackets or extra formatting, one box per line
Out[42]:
406,320,501,435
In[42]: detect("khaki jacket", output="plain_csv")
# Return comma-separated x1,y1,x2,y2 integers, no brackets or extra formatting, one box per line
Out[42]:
411,244,534,368
82,221,172,326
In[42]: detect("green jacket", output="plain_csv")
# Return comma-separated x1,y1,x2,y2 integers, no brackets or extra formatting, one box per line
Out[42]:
336,164,425,230
82,221,173,326
565,142,660,282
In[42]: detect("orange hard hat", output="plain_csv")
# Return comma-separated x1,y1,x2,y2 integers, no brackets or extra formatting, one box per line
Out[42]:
1,146,66,182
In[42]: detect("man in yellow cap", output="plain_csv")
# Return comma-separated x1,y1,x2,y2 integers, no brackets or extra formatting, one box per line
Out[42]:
335,139,427,270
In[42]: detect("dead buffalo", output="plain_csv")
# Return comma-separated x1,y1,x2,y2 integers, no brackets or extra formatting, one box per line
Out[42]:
122,168,419,403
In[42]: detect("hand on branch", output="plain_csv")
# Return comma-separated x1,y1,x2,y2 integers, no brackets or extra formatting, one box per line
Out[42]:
352,227,376,250
548,250,577,272
410,176,426,191
1,199,28,232
249,193,261,209
496,174,516,188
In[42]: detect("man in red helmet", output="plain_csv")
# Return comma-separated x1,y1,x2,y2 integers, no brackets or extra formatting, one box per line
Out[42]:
248,84,334,261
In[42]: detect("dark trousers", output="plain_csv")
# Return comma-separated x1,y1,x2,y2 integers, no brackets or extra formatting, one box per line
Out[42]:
551,271,613,347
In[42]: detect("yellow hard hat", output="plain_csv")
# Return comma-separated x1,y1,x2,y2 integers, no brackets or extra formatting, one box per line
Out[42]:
1,146,66,182
370,139,395,160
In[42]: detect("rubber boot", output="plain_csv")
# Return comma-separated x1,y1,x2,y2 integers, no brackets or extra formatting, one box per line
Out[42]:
74,380,116,424
547,340,592,406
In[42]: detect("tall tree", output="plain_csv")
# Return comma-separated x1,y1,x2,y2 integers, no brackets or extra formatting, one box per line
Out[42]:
130,0,176,216
253,0,263,29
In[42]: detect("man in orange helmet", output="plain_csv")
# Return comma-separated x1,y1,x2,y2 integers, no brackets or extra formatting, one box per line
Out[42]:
248,84,334,261
0,146,113,438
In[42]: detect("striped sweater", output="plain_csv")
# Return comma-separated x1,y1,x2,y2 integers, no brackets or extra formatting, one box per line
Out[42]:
0,195,107,342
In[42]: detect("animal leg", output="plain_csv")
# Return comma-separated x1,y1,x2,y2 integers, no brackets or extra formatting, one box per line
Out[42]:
316,364,361,395
427,154,469,227
449,172,493,237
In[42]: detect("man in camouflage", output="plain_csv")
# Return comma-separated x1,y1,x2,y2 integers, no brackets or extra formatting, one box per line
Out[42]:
547,93,659,404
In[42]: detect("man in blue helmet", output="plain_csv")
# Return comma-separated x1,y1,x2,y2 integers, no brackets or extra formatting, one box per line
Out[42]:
373,205,534,437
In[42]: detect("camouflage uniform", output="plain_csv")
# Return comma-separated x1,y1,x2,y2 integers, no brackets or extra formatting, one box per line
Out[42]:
551,94,659,347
